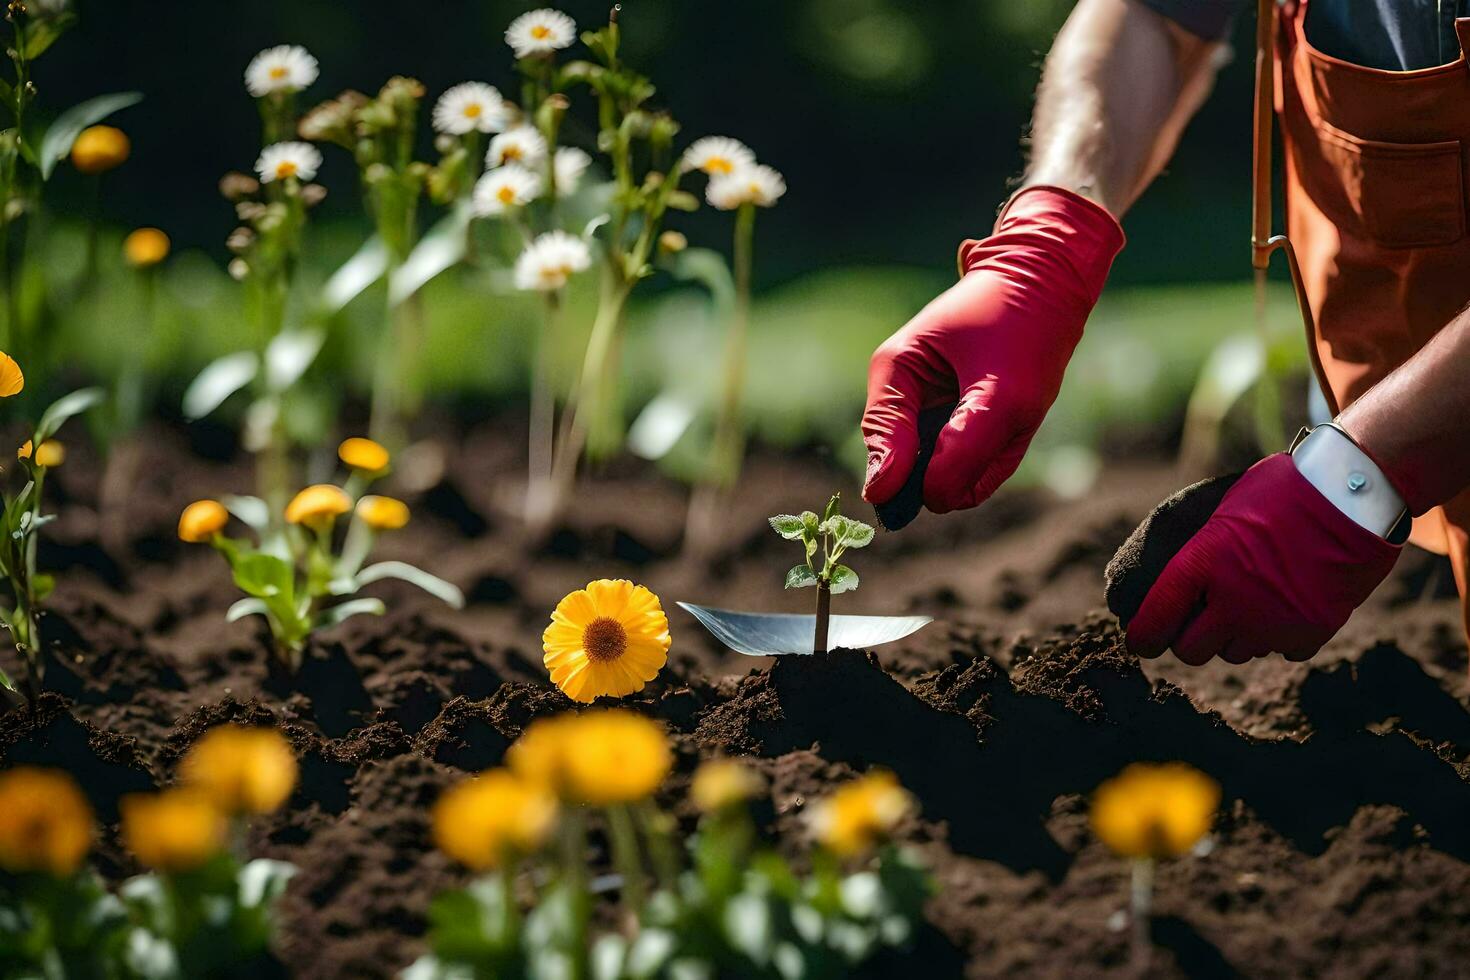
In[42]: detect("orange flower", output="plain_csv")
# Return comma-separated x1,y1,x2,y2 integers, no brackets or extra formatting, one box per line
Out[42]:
178,500,229,542
0,353,23,397
124,228,171,268
178,725,298,815
285,484,351,529
542,580,670,703
338,437,389,472
71,125,130,174
356,494,409,531
34,440,64,468
0,768,94,877
121,790,227,873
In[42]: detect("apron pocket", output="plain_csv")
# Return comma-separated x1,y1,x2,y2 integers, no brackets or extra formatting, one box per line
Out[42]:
1312,122,1465,249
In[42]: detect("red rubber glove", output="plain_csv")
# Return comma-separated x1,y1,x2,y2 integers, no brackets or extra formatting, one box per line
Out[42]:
1127,454,1402,665
861,186,1124,514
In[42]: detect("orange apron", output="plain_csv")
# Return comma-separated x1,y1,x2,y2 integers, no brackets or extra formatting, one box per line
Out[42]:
1276,0,1470,642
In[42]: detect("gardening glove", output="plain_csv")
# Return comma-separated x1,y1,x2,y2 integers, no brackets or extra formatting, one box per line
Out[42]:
861,185,1124,520
1121,453,1402,665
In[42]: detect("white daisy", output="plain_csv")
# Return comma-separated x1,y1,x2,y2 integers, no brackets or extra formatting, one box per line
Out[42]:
245,45,319,98
487,125,549,168
472,164,543,216
505,9,578,59
707,164,787,210
552,146,592,197
514,230,592,292
681,136,756,177
255,141,323,184
432,82,511,135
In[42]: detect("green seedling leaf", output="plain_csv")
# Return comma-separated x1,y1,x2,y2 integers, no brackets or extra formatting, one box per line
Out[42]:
228,551,294,601
768,515,806,540
264,328,326,393
225,598,270,623
35,387,104,443
38,90,142,179
843,520,876,550
823,493,842,523
829,564,859,594
800,511,820,538
221,495,271,533
356,561,466,609
819,515,851,540
321,236,389,315
32,574,55,603
183,352,258,420
389,203,472,306
785,564,818,590
316,597,386,629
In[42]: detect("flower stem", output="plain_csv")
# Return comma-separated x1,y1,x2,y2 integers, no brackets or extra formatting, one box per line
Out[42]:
606,804,646,930
1130,857,1154,971
526,292,559,521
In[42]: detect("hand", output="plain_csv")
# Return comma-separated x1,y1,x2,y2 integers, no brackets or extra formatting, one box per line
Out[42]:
860,186,1124,515
1125,454,1402,665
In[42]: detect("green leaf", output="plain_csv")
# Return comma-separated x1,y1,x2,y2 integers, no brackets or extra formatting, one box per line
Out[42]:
34,387,104,443
221,495,271,533
819,515,851,540
316,598,386,629
22,12,77,60
38,91,142,179
784,564,818,590
227,551,294,601
843,520,876,549
355,561,465,609
182,352,258,420
225,598,270,623
263,328,325,393
32,573,55,602
389,203,472,306
800,512,820,538
829,564,859,594
768,515,805,541
320,235,389,315
238,859,296,909
823,493,842,523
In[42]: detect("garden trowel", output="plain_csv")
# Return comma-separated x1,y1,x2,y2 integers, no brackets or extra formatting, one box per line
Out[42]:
677,602,931,657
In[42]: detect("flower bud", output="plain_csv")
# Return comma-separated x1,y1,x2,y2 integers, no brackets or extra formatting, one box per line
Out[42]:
658,230,687,255
123,228,170,268
218,171,260,202
226,227,256,254
299,183,328,208
71,125,129,175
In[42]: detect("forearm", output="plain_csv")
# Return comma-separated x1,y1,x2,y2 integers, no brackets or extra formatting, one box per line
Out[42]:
1022,0,1223,217
1338,305,1470,514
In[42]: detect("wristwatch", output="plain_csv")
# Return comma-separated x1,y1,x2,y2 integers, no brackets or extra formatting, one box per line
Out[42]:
1290,422,1411,543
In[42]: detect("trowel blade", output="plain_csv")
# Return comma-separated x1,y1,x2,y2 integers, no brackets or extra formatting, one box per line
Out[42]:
676,602,933,657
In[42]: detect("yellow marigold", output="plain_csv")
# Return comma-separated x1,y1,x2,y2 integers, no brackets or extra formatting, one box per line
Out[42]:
433,769,557,870
124,227,171,268
1089,762,1220,860
178,724,298,815
690,758,765,814
505,714,576,792
178,500,229,543
338,437,390,472
807,770,914,858
0,353,23,397
285,484,351,529
71,125,130,175
0,767,94,877
563,710,671,805
34,440,64,468
356,494,409,531
120,789,227,873
542,579,670,704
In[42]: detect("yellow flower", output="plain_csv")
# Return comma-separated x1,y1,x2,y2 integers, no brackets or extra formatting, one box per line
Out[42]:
120,789,227,873
807,770,914,858
0,768,94,877
15,440,29,460
338,437,390,472
178,725,298,815
433,769,558,870
356,495,409,531
71,125,130,175
0,353,22,397
690,758,764,814
508,710,672,806
34,440,64,468
124,227,171,268
285,484,352,529
178,500,230,543
542,579,670,703
1089,762,1220,860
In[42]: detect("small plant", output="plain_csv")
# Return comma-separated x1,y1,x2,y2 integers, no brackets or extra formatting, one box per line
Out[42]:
0,354,103,698
769,493,876,654
178,437,464,671
409,720,932,979
1090,762,1220,969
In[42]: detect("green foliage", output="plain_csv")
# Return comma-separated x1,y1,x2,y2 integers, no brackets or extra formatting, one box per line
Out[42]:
0,868,131,978
36,91,142,180
770,493,874,595
119,855,296,978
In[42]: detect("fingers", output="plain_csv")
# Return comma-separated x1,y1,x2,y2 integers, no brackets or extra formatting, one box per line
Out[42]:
1124,539,1212,659
922,375,1029,513
861,347,927,504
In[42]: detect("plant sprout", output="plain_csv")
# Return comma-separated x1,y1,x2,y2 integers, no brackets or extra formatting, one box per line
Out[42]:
769,493,875,655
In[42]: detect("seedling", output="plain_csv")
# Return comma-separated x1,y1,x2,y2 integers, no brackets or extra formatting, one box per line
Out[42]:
769,493,875,654
179,438,464,672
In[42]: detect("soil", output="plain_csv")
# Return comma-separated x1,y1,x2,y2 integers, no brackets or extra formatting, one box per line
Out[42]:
3,417,1469,979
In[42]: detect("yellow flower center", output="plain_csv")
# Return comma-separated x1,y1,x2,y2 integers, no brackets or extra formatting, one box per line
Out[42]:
276,161,298,179
497,185,517,204
503,146,522,162
269,66,289,80
464,103,482,118
707,157,734,175
531,24,553,39
582,617,627,662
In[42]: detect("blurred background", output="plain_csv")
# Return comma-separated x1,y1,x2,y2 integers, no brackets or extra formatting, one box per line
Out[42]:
25,0,1304,490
